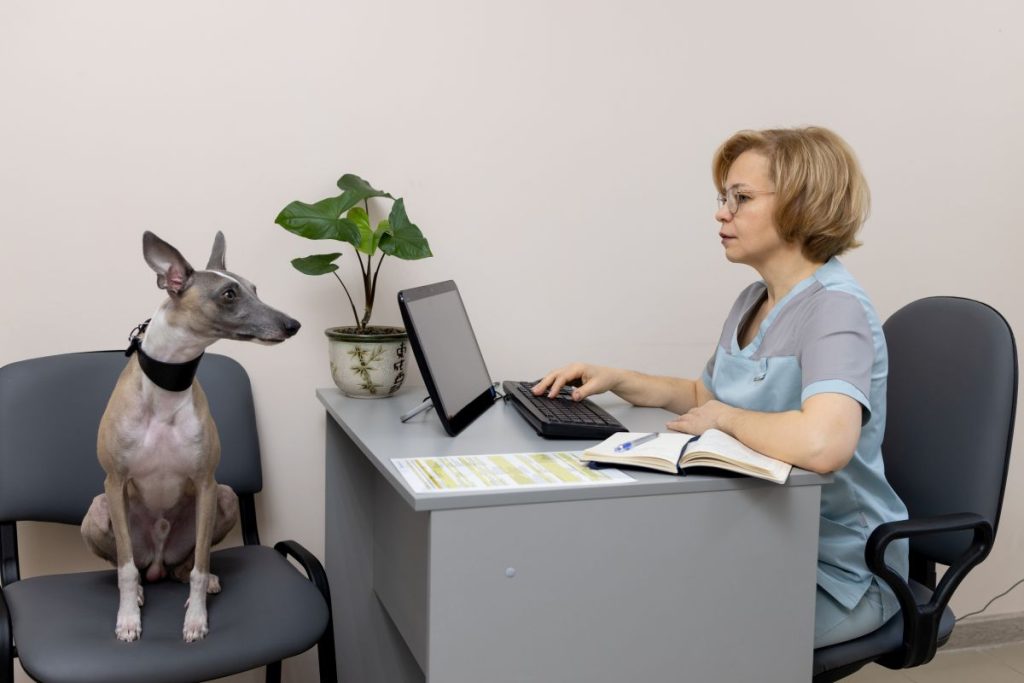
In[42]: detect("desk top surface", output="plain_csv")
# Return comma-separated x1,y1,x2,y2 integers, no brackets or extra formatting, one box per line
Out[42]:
318,387,830,511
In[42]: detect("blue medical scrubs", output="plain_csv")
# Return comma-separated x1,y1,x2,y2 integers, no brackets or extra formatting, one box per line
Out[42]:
701,258,909,629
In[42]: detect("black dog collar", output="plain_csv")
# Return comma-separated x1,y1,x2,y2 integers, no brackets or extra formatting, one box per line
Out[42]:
125,319,204,392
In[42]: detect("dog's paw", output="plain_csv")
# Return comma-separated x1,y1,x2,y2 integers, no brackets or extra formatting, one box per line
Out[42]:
207,573,221,594
115,608,142,642
137,584,145,606
182,612,209,642
183,592,208,642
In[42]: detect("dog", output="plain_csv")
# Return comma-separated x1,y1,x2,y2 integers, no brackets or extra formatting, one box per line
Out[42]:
81,231,300,642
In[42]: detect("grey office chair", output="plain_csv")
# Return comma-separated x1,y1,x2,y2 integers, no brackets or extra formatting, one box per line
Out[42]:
0,351,337,683
812,297,1017,681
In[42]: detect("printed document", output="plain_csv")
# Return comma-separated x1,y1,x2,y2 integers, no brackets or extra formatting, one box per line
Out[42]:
394,451,635,493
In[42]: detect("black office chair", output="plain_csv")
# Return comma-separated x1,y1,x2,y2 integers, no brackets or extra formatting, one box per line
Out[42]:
812,297,1017,681
0,351,337,683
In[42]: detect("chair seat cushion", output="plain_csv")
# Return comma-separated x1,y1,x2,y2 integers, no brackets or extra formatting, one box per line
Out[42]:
813,579,956,676
5,545,329,683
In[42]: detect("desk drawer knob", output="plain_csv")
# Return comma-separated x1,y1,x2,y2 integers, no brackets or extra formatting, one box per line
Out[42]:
505,567,517,578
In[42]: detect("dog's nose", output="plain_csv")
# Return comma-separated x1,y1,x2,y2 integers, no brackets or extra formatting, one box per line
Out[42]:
284,318,301,338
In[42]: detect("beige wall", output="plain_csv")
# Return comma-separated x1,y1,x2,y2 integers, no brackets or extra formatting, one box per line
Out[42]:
2,1,1022,680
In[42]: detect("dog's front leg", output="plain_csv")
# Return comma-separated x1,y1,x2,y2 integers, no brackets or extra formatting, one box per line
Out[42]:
183,477,218,642
105,474,143,642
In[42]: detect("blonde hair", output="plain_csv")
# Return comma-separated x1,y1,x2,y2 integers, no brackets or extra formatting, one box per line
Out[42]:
712,126,870,262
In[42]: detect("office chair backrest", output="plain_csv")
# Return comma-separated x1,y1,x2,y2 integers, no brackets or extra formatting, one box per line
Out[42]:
0,351,263,526
882,297,1017,566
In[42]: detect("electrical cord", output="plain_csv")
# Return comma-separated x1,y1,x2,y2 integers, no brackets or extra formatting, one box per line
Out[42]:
955,576,1024,622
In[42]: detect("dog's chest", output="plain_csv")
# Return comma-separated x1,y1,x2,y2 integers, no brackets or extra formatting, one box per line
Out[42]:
118,403,209,509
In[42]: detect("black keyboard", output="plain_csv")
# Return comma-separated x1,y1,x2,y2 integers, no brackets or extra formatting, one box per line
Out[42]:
502,380,628,439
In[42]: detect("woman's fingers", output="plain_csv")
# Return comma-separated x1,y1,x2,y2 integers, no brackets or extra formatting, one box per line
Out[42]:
531,363,619,401
571,377,602,401
531,364,586,398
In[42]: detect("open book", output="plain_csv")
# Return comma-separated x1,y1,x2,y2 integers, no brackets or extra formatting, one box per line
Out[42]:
581,430,792,484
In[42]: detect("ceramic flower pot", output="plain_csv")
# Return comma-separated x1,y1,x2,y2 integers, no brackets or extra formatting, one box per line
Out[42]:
325,326,409,398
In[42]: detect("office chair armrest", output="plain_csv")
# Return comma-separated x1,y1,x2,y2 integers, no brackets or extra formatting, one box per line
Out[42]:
273,541,339,683
273,540,332,605
0,589,13,683
865,512,994,668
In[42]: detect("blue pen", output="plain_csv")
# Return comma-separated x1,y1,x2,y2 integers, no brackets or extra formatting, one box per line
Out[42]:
613,432,659,453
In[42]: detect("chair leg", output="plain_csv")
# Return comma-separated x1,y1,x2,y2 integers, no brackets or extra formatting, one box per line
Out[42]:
0,593,12,683
318,614,338,683
265,660,281,683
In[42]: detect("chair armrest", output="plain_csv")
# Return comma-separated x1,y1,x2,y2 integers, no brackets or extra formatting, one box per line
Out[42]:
0,589,13,683
273,540,332,605
865,512,994,668
273,541,338,683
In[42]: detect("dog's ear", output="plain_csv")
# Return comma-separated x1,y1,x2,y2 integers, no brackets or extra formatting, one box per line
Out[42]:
206,231,226,271
143,231,195,295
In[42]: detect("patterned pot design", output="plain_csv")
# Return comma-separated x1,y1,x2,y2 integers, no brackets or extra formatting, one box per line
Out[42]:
325,326,408,399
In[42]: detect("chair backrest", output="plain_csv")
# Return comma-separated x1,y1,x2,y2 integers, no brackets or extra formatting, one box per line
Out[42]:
882,297,1017,567
0,351,263,526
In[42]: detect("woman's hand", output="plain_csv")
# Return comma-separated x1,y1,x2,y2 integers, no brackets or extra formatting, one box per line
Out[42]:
666,400,732,435
532,363,624,401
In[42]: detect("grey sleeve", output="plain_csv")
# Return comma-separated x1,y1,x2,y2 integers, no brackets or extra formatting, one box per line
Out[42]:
798,292,875,418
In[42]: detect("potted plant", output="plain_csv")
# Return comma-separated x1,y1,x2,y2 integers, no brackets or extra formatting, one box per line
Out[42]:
275,174,432,398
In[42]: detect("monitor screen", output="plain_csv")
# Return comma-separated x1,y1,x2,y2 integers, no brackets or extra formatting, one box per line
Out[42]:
398,281,496,435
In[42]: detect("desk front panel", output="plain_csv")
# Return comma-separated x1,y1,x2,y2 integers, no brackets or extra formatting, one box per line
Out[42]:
371,480,820,682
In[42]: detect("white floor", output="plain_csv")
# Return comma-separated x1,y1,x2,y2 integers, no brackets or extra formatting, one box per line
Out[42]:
848,642,1024,682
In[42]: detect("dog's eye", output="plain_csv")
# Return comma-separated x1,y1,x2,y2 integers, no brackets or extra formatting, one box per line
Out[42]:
223,289,237,301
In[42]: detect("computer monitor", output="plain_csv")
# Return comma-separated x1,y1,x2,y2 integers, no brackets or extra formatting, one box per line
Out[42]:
397,280,497,436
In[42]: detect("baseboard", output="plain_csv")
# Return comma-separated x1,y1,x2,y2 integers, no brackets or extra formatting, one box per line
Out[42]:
947,612,1024,650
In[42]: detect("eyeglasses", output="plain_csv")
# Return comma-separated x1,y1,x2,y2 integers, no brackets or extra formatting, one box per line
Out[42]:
716,187,776,215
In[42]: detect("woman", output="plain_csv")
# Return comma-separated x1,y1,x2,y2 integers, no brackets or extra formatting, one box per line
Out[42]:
534,126,909,648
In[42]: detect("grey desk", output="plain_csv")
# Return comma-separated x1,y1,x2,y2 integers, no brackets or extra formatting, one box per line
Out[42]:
319,387,830,683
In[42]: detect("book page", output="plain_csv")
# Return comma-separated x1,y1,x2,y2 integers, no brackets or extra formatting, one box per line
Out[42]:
685,429,792,481
585,432,692,466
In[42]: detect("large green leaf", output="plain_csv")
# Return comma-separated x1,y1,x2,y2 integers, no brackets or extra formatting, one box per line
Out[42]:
275,195,362,246
379,198,432,260
347,206,370,231
347,207,376,255
337,174,393,202
371,219,390,255
332,175,395,217
291,252,342,275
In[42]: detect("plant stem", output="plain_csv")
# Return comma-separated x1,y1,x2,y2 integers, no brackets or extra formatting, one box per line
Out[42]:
352,199,392,331
360,266,374,329
352,249,370,331
370,252,386,303
332,271,361,329
355,250,367,279
360,254,387,330
356,199,374,331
